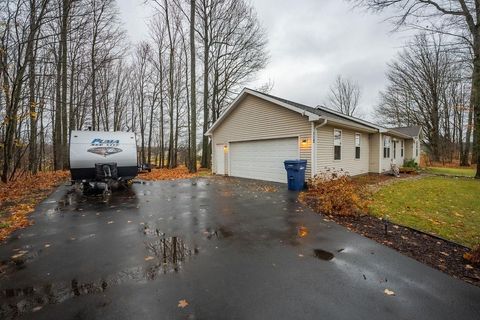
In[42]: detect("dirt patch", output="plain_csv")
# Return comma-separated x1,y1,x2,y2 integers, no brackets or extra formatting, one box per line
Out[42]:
326,214,480,287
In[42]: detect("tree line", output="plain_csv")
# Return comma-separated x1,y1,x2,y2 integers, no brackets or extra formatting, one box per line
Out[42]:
0,0,268,182
352,0,480,177
376,33,475,166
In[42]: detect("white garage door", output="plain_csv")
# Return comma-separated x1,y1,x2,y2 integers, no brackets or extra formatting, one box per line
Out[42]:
229,138,298,183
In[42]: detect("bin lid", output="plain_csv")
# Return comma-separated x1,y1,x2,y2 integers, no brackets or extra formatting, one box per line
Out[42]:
284,159,307,164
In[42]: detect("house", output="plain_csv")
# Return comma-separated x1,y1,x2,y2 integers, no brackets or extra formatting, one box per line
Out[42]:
205,88,422,183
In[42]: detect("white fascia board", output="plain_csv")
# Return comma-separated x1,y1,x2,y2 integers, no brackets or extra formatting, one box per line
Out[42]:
316,105,384,131
386,129,414,139
243,89,320,120
325,118,378,133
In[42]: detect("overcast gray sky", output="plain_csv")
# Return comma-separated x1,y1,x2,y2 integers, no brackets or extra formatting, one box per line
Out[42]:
117,0,412,119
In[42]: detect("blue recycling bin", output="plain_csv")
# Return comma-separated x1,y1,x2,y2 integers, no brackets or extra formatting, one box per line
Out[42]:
284,160,307,191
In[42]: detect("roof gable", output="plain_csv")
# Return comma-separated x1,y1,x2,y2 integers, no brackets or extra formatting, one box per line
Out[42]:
206,88,421,137
391,126,422,137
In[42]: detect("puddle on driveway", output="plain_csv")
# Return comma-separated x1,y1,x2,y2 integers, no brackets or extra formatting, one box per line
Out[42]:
203,226,234,240
53,187,138,213
145,235,198,276
1,232,200,319
313,249,334,261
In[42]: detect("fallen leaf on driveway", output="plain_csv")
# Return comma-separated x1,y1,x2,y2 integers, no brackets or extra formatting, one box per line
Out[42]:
144,256,154,261
384,289,395,296
297,226,308,238
178,299,189,308
11,253,25,259
465,264,474,270
127,220,132,223
298,254,304,257
44,244,50,248
107,221,114,224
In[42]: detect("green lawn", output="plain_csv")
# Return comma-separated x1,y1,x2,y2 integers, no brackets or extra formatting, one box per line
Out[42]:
425,166,476,177
370,176,480,248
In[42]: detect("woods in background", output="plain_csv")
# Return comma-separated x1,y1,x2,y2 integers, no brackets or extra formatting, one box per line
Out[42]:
0,0,268,182
354,0,480,178
376,33,474,166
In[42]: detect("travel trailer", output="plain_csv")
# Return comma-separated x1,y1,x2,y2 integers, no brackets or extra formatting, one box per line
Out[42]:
69,130,138,193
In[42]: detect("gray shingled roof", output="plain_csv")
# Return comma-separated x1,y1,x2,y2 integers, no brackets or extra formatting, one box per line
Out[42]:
250,89,382,130
211,88,420,138
391,126,422,137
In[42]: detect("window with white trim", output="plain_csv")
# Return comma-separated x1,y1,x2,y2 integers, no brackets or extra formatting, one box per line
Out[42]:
401,140,404,157
334,129,342,160
383,136,391,158
355,133,361,159
415,140,419,157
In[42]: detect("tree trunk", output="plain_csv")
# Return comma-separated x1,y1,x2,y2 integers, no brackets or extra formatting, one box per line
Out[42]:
28,40,37,173
461,102,473,166
200,11,210,168
472,46,480,178
189,0,197,173
61,0,70,169
54,40,63,170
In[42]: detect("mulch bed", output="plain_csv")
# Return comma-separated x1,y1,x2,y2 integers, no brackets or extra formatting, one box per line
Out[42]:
325,214,480,287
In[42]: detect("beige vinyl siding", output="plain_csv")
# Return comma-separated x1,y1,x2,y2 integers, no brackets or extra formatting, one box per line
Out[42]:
316,125,370,176
211,94,312,175
369,133,381,173
404,139,414,160
413,138,421,163
299,135,312,178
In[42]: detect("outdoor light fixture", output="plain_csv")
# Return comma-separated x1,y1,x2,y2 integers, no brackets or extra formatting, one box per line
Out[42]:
301,138,310,147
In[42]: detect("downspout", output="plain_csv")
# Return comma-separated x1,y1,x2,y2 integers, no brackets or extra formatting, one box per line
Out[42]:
378,133,382,174
311,118,328,178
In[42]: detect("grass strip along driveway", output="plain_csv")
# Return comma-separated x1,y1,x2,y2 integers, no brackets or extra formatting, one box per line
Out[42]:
369,176,480,248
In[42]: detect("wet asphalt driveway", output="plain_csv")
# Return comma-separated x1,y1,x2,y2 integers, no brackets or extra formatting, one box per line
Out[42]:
1,177,479,319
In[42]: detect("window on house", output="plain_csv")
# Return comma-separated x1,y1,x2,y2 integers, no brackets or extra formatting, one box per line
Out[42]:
355,133,361,159
393,141,397,159
334,129,342,160
383,136,391,158
415,140,419,157
401,140,404,157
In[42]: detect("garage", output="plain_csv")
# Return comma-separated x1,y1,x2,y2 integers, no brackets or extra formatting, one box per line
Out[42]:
229,137,299,183
206,89,317,183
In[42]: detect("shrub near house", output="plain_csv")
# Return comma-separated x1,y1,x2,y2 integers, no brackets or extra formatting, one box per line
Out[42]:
299,169,370,217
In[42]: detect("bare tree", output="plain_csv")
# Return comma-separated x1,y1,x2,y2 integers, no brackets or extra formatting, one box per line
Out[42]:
188,0,197,173
0,0,267,179
376,33,464,162
328,75,361,117
352,0,480,177
0,0,51,182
